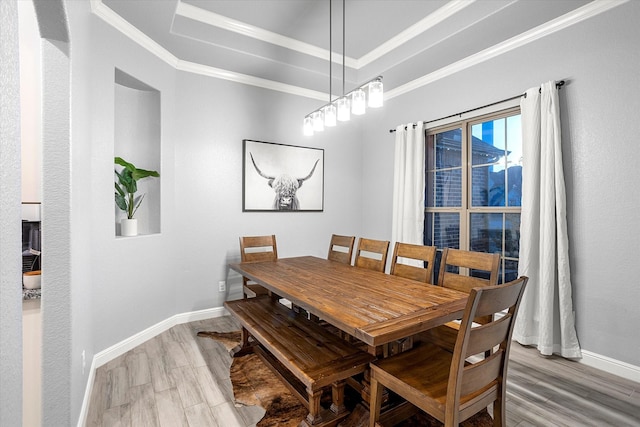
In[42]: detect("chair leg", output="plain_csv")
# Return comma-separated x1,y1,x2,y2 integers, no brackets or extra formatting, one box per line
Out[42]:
493,386,506,427
369,375,384,427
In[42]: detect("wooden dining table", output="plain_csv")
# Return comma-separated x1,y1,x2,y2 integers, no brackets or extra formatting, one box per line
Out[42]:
229,255,469,354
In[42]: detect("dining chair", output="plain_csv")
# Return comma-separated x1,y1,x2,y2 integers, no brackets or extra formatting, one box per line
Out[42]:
239,235,278,299
389,242,437,284
424,247,501,352
353,238,390,273
369,276,528,427
327,234,355,264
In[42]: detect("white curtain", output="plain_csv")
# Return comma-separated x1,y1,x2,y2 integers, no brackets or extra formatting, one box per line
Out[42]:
514,81,581,358
391,122,425,257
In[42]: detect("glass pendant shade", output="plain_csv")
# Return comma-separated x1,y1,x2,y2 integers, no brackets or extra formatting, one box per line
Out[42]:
312,110,325,131
351,89,366,115
303,116,314,136
368,80,384,108
324,104,337,127
336,97,350,121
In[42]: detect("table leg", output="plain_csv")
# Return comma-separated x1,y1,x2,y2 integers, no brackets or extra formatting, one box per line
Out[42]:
330,380,347,415
229,326,255,357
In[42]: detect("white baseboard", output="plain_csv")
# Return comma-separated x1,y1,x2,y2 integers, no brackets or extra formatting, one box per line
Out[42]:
77,306,227,427
579,349,640,384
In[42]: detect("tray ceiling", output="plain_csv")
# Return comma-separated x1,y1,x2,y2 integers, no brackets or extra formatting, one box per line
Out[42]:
97,0,607,100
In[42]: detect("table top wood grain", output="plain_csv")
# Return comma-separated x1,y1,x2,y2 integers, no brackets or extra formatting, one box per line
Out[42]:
229,256,469,348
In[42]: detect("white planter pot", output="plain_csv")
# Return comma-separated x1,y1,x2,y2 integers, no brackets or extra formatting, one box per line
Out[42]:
121,218,138,236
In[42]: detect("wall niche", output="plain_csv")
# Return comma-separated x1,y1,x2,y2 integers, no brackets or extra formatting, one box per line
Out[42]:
114,69,161,236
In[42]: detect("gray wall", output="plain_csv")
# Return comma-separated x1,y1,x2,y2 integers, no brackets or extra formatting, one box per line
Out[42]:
359,2,640,367
62,1,364,423
0,1,23,425
3,1,640,425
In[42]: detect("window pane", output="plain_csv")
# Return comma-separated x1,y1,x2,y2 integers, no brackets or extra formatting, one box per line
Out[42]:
503,259,519,283
426,212,460,284
471,119,505,166
470,213,503,254
427,169,462,207
505,213,520,257
471,165,505,207
425,212,460,249
434,129,462,169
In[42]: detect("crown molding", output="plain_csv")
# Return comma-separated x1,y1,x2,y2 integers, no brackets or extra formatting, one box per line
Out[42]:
175,1,357,69
177,60,327,101
356,0,474,68
91,0,628,102
386,0,629,101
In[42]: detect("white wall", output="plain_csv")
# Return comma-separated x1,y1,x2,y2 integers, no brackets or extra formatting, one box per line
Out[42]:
359,2,640,367
0,1,24,425
19,0,42,203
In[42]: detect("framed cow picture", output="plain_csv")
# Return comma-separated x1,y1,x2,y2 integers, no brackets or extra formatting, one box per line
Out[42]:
242,139,324,212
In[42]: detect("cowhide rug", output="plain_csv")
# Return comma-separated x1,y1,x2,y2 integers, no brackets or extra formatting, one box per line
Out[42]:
197,330,493,427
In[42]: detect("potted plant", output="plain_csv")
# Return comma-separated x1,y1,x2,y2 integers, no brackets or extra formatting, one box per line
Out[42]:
114,157,159,236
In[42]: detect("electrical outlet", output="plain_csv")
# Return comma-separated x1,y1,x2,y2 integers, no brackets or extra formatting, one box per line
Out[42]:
218,281,226,292
82,350,86,375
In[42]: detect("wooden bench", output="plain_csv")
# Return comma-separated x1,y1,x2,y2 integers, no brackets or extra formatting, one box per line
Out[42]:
224,296,375,427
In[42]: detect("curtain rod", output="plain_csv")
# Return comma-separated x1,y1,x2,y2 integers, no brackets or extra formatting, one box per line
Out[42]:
389,80,565,133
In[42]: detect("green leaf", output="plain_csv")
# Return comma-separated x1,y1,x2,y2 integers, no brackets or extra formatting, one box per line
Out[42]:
132,168,160,181
115,193,127,212
115,157,136,172
115,182,125,198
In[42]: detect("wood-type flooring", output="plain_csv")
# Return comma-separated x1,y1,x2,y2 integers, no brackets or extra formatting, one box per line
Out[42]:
85,315,640,427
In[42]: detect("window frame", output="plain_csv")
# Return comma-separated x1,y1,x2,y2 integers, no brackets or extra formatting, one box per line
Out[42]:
425,106,521,284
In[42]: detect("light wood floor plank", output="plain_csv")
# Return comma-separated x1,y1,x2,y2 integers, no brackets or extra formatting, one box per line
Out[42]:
155,388,189,427
129,383,159,427
84,316,640,427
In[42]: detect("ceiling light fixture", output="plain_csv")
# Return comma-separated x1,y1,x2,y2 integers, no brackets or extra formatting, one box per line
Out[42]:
303,0,383,136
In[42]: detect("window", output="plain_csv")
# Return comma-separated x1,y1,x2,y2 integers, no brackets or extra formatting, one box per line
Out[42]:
425,107,521,284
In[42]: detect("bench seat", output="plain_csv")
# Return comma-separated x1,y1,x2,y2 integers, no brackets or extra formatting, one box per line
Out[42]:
224,296,375,426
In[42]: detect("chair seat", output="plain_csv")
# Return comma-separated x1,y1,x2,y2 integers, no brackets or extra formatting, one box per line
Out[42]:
371,342,498,420
371,342,450,409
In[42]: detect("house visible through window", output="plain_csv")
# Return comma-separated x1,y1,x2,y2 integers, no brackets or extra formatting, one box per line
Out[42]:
425,107,522,284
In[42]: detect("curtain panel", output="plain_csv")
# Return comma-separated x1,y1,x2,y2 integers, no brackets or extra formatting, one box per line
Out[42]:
514,81,581,358
391,122,426,259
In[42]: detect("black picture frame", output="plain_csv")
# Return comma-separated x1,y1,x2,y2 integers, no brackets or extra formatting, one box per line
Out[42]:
242,139,324,212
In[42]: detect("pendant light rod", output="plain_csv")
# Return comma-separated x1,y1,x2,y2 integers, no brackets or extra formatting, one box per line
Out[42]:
342,0,345,96
329,0,332,102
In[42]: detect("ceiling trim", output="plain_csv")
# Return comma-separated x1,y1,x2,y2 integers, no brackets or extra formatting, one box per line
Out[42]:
90,0,327,101
174,1,357,69
174,0,475,70
176,60,327,100
91,0,628,103
386,0,629,100
356,0,475,68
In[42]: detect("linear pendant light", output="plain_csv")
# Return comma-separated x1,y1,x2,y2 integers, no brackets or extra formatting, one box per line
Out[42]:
303,0,383,136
